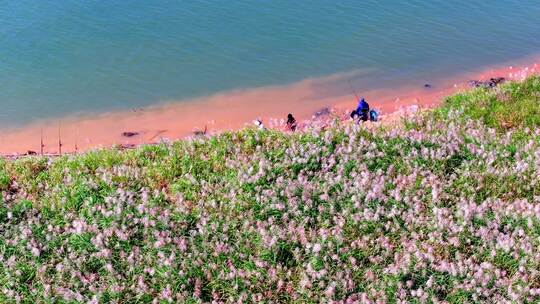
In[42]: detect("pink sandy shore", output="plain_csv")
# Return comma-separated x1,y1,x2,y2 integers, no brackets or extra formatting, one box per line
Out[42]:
0,57,538,156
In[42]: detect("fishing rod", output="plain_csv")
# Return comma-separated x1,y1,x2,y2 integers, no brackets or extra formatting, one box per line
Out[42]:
347,79,361,101
40,128,44,156
58,125,62,156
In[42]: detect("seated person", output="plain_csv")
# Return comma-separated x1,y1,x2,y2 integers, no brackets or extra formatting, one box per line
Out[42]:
357,98,370,121
286,113,297,131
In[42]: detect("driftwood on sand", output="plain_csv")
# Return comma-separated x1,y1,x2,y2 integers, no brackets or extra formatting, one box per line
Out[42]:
313,107,331,118
122,131,139,138
468,77,505,89
148,130,168,141
193,125,208,136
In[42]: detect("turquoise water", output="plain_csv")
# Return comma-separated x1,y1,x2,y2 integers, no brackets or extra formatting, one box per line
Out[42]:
1,1,540,127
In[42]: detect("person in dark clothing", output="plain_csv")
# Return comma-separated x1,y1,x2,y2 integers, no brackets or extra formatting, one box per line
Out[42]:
286,113,297,131
357,98,370,121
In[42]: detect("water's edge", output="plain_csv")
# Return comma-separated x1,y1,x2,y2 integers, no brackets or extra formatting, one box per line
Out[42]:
0,55,538,155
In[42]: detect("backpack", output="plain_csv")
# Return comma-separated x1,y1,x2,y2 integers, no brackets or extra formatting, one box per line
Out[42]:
369,110,379,122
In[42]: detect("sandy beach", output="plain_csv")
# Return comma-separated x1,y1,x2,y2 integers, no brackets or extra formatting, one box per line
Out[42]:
0,56,538,156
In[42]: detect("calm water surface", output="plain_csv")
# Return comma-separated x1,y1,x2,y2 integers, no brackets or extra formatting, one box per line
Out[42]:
1,0,540,126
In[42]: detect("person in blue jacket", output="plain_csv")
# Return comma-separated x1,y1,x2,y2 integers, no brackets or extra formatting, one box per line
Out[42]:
357,98,370,121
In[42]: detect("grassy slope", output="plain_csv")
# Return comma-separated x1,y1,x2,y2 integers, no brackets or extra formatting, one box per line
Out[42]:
1,77,540,303
436,75,540,131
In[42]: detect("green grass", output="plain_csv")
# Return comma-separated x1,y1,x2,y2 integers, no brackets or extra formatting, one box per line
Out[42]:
1,76,540,302
435,76,540,130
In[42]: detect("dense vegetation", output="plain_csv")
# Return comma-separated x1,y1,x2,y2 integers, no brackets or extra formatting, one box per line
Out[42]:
1,77,540,303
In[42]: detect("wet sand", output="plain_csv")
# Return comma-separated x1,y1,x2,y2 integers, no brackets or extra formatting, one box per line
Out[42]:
0,56,538,155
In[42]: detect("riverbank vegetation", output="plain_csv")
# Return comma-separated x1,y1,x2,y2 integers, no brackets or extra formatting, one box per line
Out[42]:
1,77,540,303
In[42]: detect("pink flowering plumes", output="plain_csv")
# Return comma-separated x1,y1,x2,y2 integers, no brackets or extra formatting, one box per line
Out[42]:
1,106,540,303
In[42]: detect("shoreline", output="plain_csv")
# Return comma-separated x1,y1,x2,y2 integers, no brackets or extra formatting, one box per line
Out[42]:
0,56,538,156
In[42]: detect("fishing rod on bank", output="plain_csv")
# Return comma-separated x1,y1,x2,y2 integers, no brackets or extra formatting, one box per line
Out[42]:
348,79,361,101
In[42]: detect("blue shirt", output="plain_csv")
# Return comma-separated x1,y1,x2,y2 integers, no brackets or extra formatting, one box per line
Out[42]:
357,98,369,113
